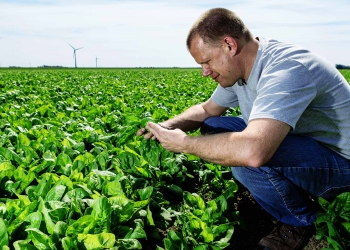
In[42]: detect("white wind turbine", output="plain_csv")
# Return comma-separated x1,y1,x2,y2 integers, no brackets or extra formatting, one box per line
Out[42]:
95,56,99,68
68,43,83,68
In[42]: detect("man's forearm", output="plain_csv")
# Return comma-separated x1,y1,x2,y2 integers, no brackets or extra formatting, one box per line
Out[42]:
147,117,290,169
161,104,212,132
183,132,251,166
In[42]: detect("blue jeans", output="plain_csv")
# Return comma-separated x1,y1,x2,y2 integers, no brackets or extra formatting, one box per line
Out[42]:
201,116,350,227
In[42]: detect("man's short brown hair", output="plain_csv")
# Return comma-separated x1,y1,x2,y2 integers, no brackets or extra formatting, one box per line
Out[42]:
187,8,252,49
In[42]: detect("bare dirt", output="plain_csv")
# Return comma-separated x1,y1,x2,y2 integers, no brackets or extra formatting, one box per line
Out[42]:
228,188,328,250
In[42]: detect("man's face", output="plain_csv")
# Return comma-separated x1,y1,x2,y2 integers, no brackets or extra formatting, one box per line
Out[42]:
189,35,239,88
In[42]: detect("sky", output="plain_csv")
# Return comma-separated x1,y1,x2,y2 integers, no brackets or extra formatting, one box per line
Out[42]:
0,0,349,68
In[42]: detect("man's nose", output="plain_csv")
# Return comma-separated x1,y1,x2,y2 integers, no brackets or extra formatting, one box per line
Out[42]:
202,66,212,77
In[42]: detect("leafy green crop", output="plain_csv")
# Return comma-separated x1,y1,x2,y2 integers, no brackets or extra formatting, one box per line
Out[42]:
1,68,349,249
0,68,240,249
315,192,350,249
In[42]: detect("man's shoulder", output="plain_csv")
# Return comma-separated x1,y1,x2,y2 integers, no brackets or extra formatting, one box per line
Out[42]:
260,37,311,61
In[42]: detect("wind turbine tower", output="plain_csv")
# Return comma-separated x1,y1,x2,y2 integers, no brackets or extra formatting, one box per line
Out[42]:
95,56,99,68
68,43,83,68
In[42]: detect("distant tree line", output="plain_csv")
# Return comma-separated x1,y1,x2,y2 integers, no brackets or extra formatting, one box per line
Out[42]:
336,64,350,69
38,65,66,68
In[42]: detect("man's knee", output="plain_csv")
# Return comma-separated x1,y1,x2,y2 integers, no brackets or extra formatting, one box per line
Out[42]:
201,116,246,134
200,117,220,134
231,166,269,186
231,167,249,184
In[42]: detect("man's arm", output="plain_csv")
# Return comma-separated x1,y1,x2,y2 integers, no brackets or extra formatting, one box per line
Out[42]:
146,118,291,168
137,99,228,138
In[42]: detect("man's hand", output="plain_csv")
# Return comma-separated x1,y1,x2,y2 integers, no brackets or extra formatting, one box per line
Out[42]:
145,122,187,153
136,122,171,140
136,127,157,139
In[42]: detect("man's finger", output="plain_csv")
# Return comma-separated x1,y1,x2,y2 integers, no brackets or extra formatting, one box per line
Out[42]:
136,128,146,136
146,121,157,129
144,132,155,139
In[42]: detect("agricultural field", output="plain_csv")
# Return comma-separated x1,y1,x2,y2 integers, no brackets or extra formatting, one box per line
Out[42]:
0,68,349,250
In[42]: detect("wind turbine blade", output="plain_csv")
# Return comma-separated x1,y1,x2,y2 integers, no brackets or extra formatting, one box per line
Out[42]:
68,43,75,49
76,47,84,50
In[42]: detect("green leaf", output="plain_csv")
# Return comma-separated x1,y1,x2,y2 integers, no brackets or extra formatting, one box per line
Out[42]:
0,161,14,177
0,147,22,165
335,192,350,221
35,174,53,199
74,152,95,165
167,184,183,198
326,236,345,250
183,192,206,211
38,197,55,235
135,186,153,200
52,221,68,244
46,201,69,224
128,219,146,239
18,133,31,146
94,151,109,170
24,212,42,229
91,197,112,233
37,104,53,116
0,218,9,247
77,233,115,249
17,170,36,194
164,230,189,250
318,197,331,213
114,239,142,249
26,228,54,250
152,108,169,121
135,166,150,178
140,117,154,127
341,221,350,233
62,237,79,250
66,215,96,237
43,150,56,162
13,239,37,250
7,200,39,236
62,188,90,203
215,195,228,214
146,204,155,226
56,153,73,175
213,223,235,244
194,245,208,250
102,180,126,197
109,196,134,223
200,227,214,243
45,185,67,201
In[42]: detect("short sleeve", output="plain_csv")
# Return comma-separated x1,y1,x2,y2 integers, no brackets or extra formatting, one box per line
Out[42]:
210,85,239,108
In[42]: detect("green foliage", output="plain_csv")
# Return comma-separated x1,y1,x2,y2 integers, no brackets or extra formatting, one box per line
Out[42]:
0,68,239,249
315,192,350,249
1,68,349,249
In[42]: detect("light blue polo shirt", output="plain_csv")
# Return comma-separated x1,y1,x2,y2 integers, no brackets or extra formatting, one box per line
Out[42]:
211,37,350,160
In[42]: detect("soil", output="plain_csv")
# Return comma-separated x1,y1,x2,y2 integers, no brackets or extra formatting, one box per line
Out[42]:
228,188,329,250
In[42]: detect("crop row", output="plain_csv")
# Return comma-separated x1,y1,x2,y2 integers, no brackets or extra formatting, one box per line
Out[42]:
0,68,240,249
1,68,349,249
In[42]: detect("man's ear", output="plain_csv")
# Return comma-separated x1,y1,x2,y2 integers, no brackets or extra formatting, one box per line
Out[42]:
223,36,238,55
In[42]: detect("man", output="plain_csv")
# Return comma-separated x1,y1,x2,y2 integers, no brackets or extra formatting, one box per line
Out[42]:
137,8,350,250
